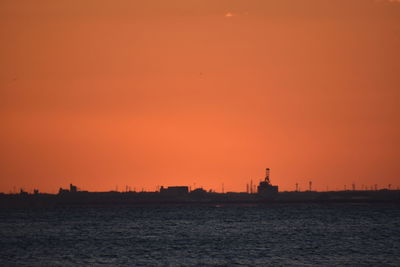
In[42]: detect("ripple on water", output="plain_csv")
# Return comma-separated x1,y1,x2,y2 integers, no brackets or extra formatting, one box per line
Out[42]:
0,204,399,266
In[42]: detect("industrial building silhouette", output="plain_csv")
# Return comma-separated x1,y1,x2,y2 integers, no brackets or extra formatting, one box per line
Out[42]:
1,168,399,208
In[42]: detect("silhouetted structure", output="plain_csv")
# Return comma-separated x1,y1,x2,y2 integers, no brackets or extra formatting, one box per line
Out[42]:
70,184,77,193
160,186,189,196
190,188,207,195
58,183,78,194
2,169,400,208
257,168,279,195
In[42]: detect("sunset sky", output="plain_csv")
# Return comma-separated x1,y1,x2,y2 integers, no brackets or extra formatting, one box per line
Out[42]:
1,0,399,193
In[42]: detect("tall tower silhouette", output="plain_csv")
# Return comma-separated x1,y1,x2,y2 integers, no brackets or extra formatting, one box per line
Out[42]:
265,168,271,185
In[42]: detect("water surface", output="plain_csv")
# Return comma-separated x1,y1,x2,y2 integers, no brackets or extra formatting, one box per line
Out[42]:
1,203,399,266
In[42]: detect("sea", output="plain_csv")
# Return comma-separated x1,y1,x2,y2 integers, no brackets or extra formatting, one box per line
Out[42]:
1,203,399,266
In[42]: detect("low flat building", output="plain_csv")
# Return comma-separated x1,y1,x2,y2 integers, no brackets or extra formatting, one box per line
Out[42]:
160,186,189,196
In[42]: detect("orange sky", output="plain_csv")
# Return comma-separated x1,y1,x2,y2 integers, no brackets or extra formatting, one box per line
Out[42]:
1,0,399,193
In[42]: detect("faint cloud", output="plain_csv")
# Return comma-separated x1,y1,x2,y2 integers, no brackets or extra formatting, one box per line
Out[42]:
224,12,249,18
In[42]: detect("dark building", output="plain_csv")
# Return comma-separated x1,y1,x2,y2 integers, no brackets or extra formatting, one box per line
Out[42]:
160,186,189,196
58,188,69,194
257,168,279,195
190,188,207,195
190,188,207,198
58,183,78,194
70,184,77,193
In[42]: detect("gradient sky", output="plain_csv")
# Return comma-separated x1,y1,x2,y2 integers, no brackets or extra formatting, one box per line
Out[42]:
1,0,399,193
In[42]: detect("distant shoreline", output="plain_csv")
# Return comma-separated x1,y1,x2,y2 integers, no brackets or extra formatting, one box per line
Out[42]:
1,190,399,208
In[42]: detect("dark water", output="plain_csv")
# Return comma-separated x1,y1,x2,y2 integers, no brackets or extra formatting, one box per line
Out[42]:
1,204,399,266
